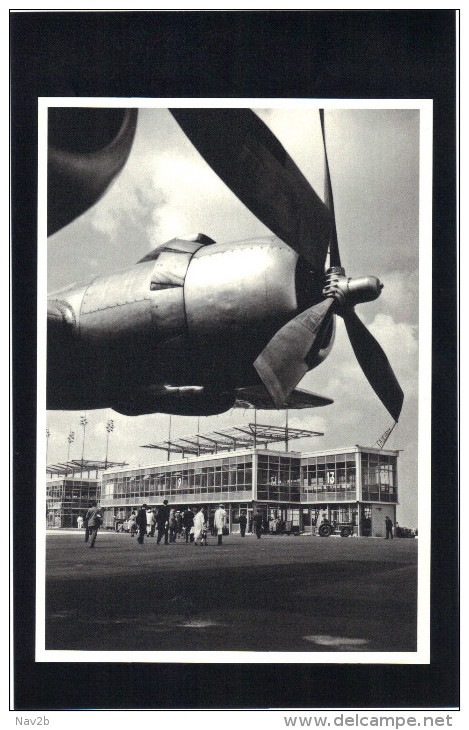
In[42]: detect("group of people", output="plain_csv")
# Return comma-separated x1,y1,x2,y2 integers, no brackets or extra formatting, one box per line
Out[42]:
79,501,268,548
130,502,229,547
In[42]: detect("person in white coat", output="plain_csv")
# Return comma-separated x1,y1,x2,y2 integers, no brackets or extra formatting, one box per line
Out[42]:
214,503,227,545
146,509,154,536
193,507,206,546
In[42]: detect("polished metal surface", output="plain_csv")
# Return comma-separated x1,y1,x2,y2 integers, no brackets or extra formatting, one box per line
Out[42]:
184,238,299,337
323,268,383,307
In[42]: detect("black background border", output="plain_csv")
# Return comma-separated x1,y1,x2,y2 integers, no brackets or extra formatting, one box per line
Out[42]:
11,10,458,710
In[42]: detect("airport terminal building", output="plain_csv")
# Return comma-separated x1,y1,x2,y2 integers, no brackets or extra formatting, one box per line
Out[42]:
96,445,399,537
46,477,100,528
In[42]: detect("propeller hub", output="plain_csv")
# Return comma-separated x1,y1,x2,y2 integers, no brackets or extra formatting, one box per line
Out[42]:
323,268,383,307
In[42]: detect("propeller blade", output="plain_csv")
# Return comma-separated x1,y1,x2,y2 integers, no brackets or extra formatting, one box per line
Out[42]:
48,108,138,235
342,308,404,422
254,298,335,408
319,109,341,269
170,108,332,273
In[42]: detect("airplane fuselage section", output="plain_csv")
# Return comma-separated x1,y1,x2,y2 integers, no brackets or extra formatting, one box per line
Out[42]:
47,235,333,414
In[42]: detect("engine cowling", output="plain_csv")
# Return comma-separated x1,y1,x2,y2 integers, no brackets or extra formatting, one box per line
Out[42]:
113,385,236,416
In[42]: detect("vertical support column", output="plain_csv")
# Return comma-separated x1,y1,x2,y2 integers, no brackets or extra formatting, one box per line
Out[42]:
356,447,362,502
252,450,257,501
356,447,362,537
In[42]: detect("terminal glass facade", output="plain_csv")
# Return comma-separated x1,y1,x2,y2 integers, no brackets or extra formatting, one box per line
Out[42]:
101,453,254,507
256,453,301,502
48,446,399,537
301,452,357,502
361,451,397,502
100,450,303,532
46,478,99,528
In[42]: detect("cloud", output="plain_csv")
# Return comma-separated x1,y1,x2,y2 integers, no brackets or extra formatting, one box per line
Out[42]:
378,269,419,323
368,313,418,398
89,164,167,250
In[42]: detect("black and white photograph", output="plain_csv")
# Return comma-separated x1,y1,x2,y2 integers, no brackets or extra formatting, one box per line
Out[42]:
39,100,428,661
11,9,458,715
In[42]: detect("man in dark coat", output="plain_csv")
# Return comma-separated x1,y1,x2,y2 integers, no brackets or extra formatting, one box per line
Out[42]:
156,499,170,545
385,515,394,539
239,511,247,537
253,509,263,539
182,507,195,542
136,504,148,544
85,501,102,548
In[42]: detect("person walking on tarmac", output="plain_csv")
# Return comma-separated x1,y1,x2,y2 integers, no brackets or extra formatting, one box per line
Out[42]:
239,511,247,537
85,501,103,548
156,500,170,545
168,509,178,543
136,504,148,544
385,515,394,539
146,508,154,537
149,509,157,537
183,507,195,542
193,506,207,546
214,504,227,545
253,509,263,539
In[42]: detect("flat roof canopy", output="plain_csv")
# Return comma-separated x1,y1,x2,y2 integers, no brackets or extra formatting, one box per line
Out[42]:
141,422,323,457
46,459,128,477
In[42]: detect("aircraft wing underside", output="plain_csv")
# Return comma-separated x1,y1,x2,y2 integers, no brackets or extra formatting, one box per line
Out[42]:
234,386,333,410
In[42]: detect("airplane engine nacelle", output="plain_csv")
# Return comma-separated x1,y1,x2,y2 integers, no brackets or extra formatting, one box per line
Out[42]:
59,236,209,348
113,385,236,417
184,239,300,339
47,234,336,412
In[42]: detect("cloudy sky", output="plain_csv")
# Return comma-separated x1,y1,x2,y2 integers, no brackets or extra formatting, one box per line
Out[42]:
46,105,421,526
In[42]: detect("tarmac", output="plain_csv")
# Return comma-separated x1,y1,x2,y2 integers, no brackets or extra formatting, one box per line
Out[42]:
45,530,418,653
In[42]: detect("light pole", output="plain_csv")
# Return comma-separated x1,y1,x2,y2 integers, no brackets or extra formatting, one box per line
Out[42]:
105,419,114,469
67,430,75,462
168,414,171,461
46,427,50,463
167,415,172,461
80,415,88,466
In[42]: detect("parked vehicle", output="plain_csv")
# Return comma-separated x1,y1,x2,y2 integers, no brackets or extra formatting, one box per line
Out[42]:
318,521,353,537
